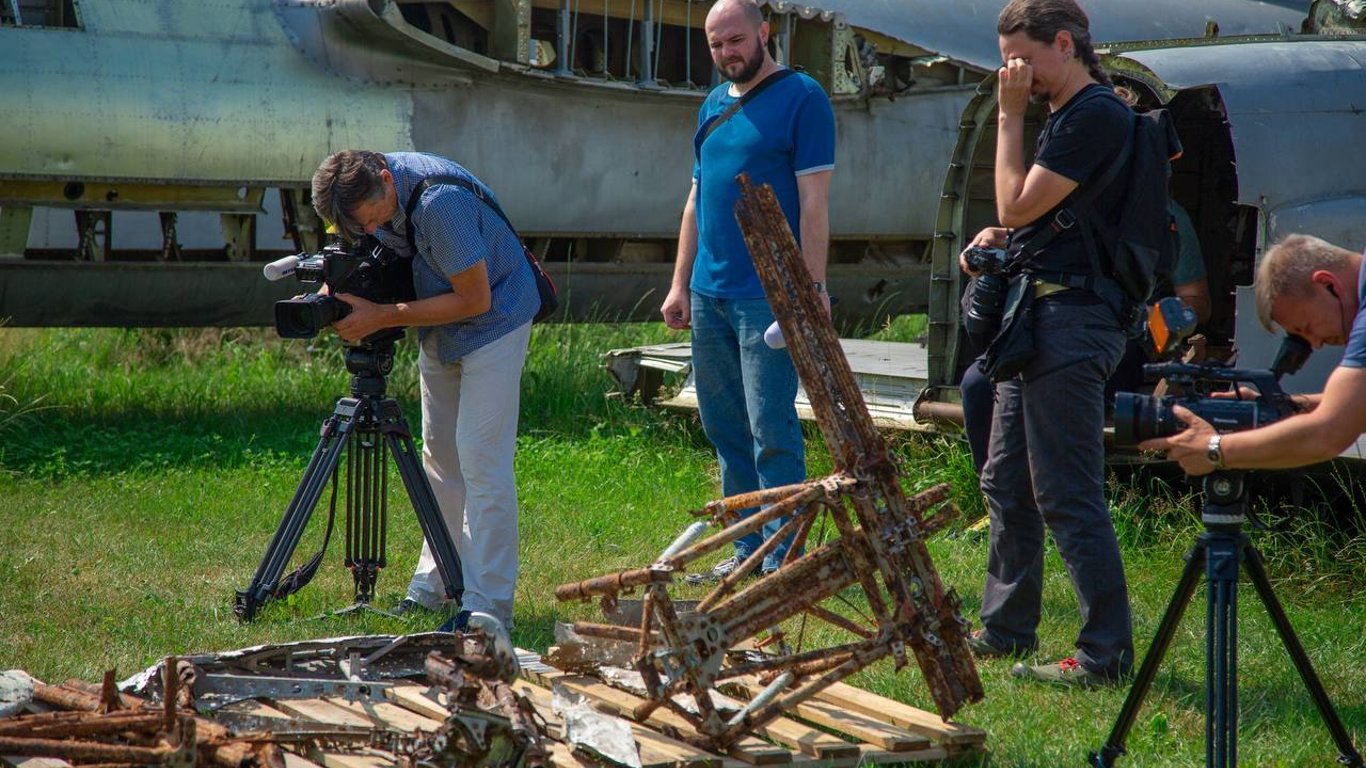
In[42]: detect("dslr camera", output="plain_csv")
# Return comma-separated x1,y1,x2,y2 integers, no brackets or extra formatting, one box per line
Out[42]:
264,236,415,340
1113,335,1311,445
962,245,1015,348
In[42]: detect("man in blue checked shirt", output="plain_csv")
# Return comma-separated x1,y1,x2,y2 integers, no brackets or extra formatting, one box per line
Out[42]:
311,150,538,635
659,0,835,584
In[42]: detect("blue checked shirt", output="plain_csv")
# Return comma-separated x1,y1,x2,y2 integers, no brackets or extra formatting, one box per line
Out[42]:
373,152,538,364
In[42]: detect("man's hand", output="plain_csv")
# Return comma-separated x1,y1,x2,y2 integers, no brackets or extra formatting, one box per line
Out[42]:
661,287,691,330
1138,405,1219,475
959,227,1010,275
998,58,1033,118
332,293,392,343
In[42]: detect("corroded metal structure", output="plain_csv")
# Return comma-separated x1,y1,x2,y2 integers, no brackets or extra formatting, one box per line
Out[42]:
553,176,981,750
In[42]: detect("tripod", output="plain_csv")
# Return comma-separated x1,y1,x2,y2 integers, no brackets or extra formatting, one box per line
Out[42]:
235,331,464,622
1090,470,1362,767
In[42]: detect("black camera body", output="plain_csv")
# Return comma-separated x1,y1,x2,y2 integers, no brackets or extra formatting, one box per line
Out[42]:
1113,335,1312,445
273,237,414,340
962,246,1016,348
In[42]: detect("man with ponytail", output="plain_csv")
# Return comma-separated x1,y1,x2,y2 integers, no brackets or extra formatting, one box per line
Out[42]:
959,0,1134,687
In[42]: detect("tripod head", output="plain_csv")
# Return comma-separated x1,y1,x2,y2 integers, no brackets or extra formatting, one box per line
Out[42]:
345,329,405,398
1201,470,1248,531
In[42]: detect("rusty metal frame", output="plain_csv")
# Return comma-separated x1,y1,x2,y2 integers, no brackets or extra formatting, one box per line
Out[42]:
553,176,982,750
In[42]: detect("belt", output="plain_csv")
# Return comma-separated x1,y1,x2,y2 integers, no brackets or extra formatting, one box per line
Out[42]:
1033,279,1072,299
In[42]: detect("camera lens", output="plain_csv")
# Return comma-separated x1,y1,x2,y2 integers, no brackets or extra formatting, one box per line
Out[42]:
273,294,350,339
1114,392,1162,445
964,273,1009,347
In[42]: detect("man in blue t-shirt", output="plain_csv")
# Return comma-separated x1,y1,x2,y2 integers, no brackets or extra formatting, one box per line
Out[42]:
1145,234,1366,472
659,0,835,584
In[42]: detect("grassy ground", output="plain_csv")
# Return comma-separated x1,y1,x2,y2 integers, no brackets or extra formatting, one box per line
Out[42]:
1,322,1363,767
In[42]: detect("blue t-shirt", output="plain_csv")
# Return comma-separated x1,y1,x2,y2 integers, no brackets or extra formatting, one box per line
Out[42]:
1341,254,1366,368
690,71,835,299
376,152,538,363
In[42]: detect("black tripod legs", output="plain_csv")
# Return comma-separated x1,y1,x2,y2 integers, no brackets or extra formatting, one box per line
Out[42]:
235,395,466,622
235,403,356,621
1090,528,1363,768
1091,534,1207,768
1243,547,1363,768
378,399,464,603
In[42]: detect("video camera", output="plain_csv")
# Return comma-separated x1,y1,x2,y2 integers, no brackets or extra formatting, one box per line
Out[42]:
263,236,415,339
1113,334,1312,445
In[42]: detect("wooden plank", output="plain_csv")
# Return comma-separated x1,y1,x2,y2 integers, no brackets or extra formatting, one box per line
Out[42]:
516,680,726,768
271,698,377,729
283,752,331,768
704,690,858,761
324,697,444,733
3,758,71,768
311,752,392,768
811,682,986,747
545,673,791,765
386,684,450,721
754,692,929,753
857,746,950,765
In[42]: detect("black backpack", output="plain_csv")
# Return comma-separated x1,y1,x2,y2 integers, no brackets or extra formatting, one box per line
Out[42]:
1018,88,1184,307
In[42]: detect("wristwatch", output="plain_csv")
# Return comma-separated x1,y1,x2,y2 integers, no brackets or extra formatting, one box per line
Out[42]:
1206,434,1225,469
811,281,827,294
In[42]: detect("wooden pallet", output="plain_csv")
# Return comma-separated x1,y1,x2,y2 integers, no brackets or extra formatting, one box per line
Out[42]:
516,651,985,767
3,653,985,768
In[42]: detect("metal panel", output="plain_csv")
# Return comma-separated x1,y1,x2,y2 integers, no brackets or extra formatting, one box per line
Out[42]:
1118,39,1366,215
812,0,1305,71
410,76,974,238
0,1,413,186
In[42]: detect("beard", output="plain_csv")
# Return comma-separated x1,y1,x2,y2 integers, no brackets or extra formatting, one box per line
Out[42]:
720,40,766,85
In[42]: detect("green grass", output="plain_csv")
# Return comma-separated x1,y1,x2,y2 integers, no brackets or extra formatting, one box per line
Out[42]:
1,324,1363,767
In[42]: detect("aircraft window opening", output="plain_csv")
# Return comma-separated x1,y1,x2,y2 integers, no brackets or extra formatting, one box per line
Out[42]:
1,0,79,28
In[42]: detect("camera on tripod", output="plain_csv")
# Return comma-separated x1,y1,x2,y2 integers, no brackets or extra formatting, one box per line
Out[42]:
1113,334,1312,445
962,245,1016,347
263,236,415,339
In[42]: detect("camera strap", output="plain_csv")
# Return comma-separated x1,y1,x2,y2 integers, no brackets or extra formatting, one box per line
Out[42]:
698,67,798,145
1014,87,1132,270
404,174,559,322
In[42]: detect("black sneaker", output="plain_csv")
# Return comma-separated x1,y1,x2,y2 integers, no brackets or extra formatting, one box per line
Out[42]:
437,609,472,633
967,629,1037,659
392,598,424,616
684,555,745,585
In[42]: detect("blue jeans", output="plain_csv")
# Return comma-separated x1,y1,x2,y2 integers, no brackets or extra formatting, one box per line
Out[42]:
691,292,806,570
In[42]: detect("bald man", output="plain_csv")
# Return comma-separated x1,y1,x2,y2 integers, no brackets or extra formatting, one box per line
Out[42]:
660,0,835,584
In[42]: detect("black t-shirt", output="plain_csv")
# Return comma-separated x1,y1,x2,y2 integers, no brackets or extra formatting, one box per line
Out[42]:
1009,84,1131,276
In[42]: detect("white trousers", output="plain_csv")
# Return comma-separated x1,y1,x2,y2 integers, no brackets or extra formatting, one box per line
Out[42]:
406,322,530,626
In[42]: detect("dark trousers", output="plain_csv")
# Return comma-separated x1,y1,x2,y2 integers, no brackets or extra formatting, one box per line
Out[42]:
959,358,993,474
979,298,1133,676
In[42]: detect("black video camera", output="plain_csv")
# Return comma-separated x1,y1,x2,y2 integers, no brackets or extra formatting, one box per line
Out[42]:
962,246,1016,349
264,237,415,340
1113,334,1312,445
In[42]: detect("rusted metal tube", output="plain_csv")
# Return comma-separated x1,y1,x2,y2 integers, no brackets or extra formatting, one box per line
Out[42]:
554,566,672,602
571,622,648,643
696,511,809,613
803,603,876,639
700,482,813,520
9,713,165,739
665,483,825,570
914,399,964,427
0,736,176,762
